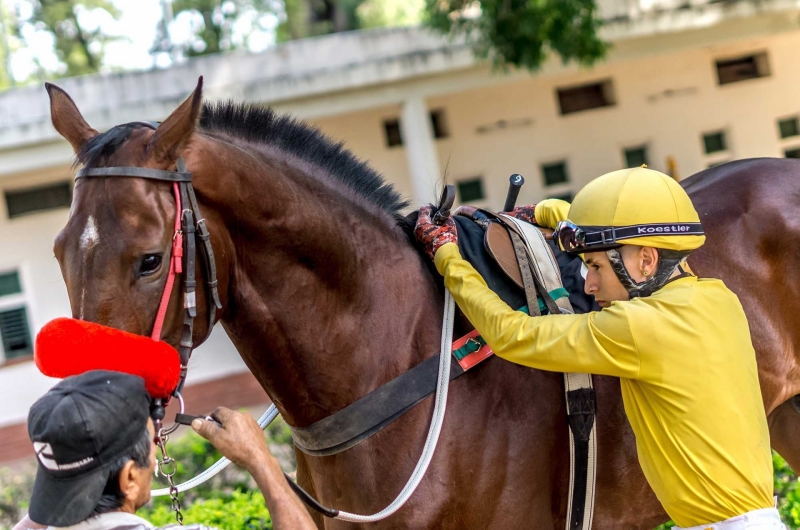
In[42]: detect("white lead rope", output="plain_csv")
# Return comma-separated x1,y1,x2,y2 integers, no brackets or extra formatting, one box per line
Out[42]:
154,289,456,524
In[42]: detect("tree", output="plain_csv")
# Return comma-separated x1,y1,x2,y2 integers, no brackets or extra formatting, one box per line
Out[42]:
165,0,278,57
357,0,423,30
423,0,608,72
276,0,364,42
22,0,120,77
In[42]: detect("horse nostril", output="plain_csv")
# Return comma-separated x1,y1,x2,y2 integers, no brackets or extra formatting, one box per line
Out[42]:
140,254,163,276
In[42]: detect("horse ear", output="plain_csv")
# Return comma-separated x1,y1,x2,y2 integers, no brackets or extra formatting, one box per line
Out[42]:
46,83,98,154
149,76,203,164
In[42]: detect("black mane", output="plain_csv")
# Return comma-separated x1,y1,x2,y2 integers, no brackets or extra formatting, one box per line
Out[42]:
199,101,410,217
76,123,144,170
75,102,410,220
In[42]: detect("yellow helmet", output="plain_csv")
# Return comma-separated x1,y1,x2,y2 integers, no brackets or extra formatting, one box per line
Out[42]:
559,167,705,253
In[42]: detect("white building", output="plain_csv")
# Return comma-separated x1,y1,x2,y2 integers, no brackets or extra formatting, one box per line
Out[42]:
1,0,800,461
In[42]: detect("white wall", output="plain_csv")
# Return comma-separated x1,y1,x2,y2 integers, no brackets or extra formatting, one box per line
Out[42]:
309,29,800,211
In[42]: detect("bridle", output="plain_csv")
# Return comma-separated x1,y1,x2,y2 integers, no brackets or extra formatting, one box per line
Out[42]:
74,122,222,433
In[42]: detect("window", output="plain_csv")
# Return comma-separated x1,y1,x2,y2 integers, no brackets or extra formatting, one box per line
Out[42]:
542,161,569,187
430,109,449,139
383,119,403,148
5,181,72,219
624,146,649,168
0,307,32,359
785,148,800,159
779,117,800,139
548,192,574,202
456,178,485,203
557,80,615,115
703,131,727,154
383,110,450,147
715,53,770,85
0,271,22,297
0,270,31,361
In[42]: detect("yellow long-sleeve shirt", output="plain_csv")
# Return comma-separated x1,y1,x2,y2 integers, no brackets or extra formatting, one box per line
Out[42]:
434,242,773,527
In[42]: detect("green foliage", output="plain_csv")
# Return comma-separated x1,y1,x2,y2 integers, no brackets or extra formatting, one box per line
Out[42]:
357,0,423,30
774,452,800,526
144,416,295,507
423,0,608,72
0,461,36,530
137,415,295,528
276,0,365,42
26,0,120,76
144,490,273,529
170,0,277,56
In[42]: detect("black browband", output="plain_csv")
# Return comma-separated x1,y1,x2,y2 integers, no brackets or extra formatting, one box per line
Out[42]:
76,166,193,182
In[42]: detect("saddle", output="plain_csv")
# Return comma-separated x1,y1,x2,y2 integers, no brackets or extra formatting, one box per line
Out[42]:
454,212,599,530
452,213,598,315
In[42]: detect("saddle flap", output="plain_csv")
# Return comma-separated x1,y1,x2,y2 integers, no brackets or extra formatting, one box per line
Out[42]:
484,222,524,289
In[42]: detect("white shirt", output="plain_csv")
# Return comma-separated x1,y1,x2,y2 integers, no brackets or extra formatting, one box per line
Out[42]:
49,511,214,530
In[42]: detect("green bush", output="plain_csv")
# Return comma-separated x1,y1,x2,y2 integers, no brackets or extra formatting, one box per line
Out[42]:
5,425,800,530
144,490,272,529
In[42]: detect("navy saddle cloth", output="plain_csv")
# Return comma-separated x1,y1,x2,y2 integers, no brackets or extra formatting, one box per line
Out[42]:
453,215,600,315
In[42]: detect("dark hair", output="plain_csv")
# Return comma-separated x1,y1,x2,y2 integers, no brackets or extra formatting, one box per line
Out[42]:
89,427,153,516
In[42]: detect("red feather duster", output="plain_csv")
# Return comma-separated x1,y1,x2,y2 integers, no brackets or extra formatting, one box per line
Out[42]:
35,318,181,399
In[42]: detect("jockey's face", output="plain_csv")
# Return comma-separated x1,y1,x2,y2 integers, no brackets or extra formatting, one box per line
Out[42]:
583,251,630,308
583,246,661,308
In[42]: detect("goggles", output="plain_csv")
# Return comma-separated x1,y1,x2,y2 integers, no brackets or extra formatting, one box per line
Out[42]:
554,220,704,253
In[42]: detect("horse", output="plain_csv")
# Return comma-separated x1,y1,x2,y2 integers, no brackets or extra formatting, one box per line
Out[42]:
45,78,800,529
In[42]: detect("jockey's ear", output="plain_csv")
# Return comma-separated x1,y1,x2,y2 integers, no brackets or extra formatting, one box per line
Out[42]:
148,76,203,165
640,247,660,278
46,83,99,154
620,245,658,281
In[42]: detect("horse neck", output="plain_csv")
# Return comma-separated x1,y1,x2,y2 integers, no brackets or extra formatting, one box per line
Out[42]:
192,138,445,427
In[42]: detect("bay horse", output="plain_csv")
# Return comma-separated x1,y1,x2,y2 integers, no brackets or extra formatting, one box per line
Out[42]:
46,78,800,529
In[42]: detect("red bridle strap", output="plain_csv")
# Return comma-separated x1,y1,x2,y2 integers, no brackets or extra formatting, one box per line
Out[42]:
151,182,183,341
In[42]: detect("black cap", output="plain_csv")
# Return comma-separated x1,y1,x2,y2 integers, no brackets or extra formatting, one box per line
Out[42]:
27,370,151,527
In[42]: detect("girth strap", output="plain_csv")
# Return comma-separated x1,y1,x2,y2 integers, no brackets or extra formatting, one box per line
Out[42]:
499,215,597,530
291,348,475,457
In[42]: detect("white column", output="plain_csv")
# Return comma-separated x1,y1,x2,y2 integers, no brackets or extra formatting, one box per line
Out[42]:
400,96,441,206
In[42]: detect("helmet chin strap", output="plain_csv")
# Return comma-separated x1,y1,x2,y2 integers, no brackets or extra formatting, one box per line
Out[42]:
605,248,691,298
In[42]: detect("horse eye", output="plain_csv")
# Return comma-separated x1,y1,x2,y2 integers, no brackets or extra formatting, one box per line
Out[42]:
140,254,163,276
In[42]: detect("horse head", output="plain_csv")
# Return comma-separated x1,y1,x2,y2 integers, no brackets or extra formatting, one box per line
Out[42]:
49,78,226,350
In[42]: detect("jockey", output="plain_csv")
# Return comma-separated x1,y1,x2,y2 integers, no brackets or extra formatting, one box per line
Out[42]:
415,167,777,530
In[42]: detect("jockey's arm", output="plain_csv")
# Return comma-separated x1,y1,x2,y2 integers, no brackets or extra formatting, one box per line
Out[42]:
435,243,640,378
532,199,570,229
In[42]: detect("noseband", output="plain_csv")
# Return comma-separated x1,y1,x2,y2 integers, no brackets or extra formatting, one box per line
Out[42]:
74,123,222,432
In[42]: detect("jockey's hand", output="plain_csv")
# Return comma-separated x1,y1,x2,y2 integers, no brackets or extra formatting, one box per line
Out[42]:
192,407,270,472
505,205,537,224
415,205,458,261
